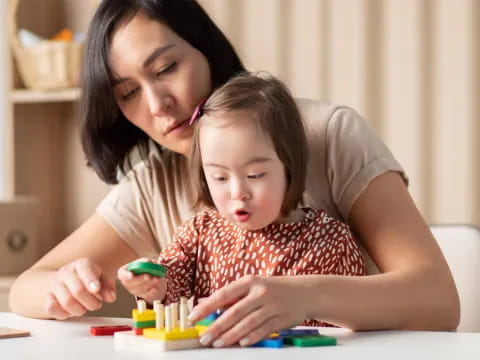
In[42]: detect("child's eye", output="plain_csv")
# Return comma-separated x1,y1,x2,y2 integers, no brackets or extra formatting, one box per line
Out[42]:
213,175,227,182
247,173,265,179
155,62,177,77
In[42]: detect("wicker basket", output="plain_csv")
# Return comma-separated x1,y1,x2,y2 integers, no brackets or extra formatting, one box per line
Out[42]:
7,0,84,90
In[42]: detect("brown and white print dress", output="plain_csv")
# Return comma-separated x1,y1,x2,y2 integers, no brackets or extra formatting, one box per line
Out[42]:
157,208,366,326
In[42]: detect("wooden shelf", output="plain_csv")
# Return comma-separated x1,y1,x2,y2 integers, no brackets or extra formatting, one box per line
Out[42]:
9,88,80,104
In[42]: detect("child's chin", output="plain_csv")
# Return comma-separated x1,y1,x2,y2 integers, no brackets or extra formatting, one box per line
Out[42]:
235,220,266,231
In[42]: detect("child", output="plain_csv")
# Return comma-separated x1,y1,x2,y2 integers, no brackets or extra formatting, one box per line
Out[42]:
118,72,366,331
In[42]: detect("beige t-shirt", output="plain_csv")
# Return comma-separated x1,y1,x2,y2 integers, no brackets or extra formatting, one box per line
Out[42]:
97,99,407,257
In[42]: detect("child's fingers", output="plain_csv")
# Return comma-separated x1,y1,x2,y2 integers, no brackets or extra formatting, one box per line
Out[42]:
117,264,134,282
123,275,162,297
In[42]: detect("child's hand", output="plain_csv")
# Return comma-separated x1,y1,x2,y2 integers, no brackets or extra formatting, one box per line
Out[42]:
117,258,166,304
187,275,308,347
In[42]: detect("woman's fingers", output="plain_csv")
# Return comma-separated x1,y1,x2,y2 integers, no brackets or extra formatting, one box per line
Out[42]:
201,296,273,347
62,269,102,311
45,257,117,319
189,275,253,323
51,282,87,317
45,293,71,320
74,258,104,299
190,275,307,347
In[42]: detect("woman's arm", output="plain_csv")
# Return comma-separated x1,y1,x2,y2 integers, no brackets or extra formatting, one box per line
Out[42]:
320,171,459,330
9,213,138,319
187,172,460,347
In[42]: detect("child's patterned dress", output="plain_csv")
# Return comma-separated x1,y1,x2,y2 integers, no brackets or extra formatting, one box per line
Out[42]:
158,208,366,326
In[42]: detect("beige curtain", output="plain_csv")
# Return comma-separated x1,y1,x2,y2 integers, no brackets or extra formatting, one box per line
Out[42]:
198,0,480,226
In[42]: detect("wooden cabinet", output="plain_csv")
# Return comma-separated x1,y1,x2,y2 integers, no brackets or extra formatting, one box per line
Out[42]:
0,0,110,311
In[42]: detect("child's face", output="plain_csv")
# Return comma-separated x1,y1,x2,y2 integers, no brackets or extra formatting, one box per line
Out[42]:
200,111,287,230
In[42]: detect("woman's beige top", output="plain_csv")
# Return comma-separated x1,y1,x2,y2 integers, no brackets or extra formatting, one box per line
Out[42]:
97,99,407,257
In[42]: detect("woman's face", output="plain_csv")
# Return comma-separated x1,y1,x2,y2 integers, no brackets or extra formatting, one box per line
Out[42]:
109,11,212,156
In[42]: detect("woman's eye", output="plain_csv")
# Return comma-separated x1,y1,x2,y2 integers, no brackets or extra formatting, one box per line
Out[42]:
247,173,265,179
156,62,177,77
121,87,139,101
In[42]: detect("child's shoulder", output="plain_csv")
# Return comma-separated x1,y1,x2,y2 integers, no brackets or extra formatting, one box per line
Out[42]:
304,208,350,230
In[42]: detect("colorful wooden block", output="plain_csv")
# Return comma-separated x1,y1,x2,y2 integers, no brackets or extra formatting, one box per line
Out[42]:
133,327,145,335
284,334,337,347
133,320,156,329
132,309,156,322
143,327,199,341
251,337,284,348
128,261,166,277
194,324,209,336
90,325,131,336
278,329,320,337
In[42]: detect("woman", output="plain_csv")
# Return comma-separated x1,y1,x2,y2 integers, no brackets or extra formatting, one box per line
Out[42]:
9,0,459,345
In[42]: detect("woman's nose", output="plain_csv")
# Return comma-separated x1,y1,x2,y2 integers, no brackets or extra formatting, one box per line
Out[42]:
145,87,173,116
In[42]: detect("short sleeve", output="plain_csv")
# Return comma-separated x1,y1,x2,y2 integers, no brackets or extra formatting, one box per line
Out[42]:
96,149,194,257
96,166,159,258
325,107,408,219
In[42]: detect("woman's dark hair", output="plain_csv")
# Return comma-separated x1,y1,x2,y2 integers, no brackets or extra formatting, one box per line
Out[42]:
190,72,308,217
80,0,245,184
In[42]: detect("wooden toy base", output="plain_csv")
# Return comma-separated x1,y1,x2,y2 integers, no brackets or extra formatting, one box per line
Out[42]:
114,331,201,351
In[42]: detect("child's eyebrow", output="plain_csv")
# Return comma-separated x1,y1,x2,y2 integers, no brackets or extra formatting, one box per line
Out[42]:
204,157,272,169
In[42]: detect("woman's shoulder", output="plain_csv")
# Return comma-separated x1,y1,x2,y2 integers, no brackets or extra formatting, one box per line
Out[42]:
295,98,358,122
121,145,183,178
295,98,365,139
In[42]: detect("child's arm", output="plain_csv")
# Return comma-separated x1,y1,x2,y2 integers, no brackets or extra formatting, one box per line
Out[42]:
117,216,200,305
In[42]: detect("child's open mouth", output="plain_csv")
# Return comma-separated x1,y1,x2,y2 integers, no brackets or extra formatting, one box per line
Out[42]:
234,210,251,222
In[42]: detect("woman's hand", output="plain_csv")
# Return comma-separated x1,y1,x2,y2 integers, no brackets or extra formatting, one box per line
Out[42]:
117,258,167,304
187,275,308,347
45,257,116,320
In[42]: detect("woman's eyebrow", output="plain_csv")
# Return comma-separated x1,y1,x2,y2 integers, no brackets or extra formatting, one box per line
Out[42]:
112,44,176,86
143,44,176,68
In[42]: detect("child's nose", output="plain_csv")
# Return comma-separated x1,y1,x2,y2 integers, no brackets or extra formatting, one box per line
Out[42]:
231,182,251,201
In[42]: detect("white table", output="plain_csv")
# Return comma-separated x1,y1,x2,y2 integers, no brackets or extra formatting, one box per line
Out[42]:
1,312,479,359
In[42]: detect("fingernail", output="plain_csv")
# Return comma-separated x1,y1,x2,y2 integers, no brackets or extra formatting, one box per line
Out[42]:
212,339,225,348
187,311,198,321
199,334,212,345
239,338,250,347
88,281,100,292
107,291,116,301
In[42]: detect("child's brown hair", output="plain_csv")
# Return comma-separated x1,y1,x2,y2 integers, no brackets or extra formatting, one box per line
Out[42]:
189,72,308,217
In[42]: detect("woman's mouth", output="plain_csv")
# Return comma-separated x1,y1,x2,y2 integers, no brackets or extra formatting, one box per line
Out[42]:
168,118,190,134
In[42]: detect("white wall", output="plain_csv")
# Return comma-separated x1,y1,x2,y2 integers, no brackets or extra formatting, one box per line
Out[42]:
198,0,480,226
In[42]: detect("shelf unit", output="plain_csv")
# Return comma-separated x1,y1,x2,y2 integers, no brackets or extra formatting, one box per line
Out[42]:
0,1,104,311
10,87,80,104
